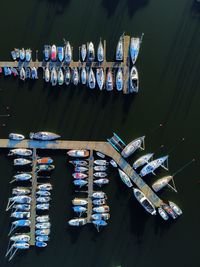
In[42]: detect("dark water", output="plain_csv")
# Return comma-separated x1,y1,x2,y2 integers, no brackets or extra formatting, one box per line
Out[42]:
0,0,200,266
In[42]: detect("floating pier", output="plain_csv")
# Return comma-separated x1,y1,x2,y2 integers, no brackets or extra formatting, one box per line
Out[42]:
86,150,94,223
0,35,133,94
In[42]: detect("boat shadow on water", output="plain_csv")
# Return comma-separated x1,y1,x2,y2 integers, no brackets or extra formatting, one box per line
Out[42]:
37,0,71,14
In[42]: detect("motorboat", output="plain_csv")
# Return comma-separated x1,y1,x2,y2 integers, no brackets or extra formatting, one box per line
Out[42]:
37,183,52,191
8,148,32,157
106,69,113,91
81,67,87,84
19,48,25,61
51,44,57,61
130,37,140,65
37,157,53,164
133,188,156,215
36,197,51,203
36,190,51,196
64,67,71,85
58,68,64,85
13,173,32,181
11,211,30,219
133,153,154,169
72,67,79,85
92,191,106,199
25,49,32,62
14,48,20,59
20,67,26,81
93,205,110,213
88,68,96,89
11,67,18,76
10,234,30,242
9,133,25,140
121,136,145,158
91,213,110,220
10,195,31,204
67,150,89,158
72,198,88,206
57,46,64,62
94,165,107,171
73,179,88,187
169,201,182,216
94,178,109,187
116,68,123,91
94,160,108,166
3,66,11,76
65,41,72,63
110,159,117,168
116,34,123,61
152,176,173,192
44,67,50,83
43,45,51,61
35,229,50,236
37,164,55,172
118,169,132,187
92,219,107,227
31,67,38,79
140,156,169,177
35,241,47,248
81,44,87,61
36,222,51,229
25,68,31,79
14,158,32,166
36,236,49,242
96,68,104,90
11,219,31,228
72,172,87,179
13,204,30,211
92,199,106,205
12,187,31,195
68,218,87,226
73,206,87,215
158,207,169,220
96,151,105,158
130,66,139,93
36,203,50,210
88,42,95,61
69,160,88,166
74,166,88,172
97,39,104,62
30,131,61,140
51,67,57,86
94,172,107,178
161,203,178,219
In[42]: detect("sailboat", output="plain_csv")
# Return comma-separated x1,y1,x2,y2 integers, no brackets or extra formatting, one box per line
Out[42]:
106,69,113,91
121,136,145,158
81,67,87,84
51,45,57,61
152,175,177,192
116,68,123,91
72,67,79,85
64,67,71,85
130,37,141,65
118,169,132,187
96,68,104,90
97,38,104,62
57,46,64,62
51,67,57,86
133,153,154,169
140,156,169,177
81,44,87,61
65,41,72,63
58,68,64,85
44,67,50,83
130,66,139,93
88,42,95,61
88,68,96,89
116,34,124,61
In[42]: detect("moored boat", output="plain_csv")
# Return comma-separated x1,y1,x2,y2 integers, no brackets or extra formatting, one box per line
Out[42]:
169,201,182,216
97,39,104,62
8,148,32,157
72,198,88,206
92,191,106,199
91,213,110,220
11,211,30,219
36,236,49,242
10,195,31,204
73,179,88,187
31,67,38,79
116,68,123,91
36,222,51,229
58,68,64,85
35,229,50,236
43,45,51,61
14,158,32,166
68,218,87,226
44,67,50,83
57,46,64,62
94,160,108,166
30,131,61,140
94,165,107,171
69,160,88,166
133,188,156,215
13,204,30,211
96,68,104,90
20,67,26,81
81,44,87,61
25,67,31,79
161,203,177,219
64,67,71,85
12,187,31,195
13,173,32,181
74,166,88,172
92,219,107,227
118,169,132,187
37,183,52,191
65,41,72,63
72,67,79,85
51,44,57,61
94,178,109,186
67,150,89,158
152,175,173,192
36,197,51,203
121,136,145,158
72,172,87,179
88,42,95,61
92,198,106,206
36,241,47,248
36,190,51,196
25,49,32,62
133,153,154,169
93,205,110,213
19,48,25,61
110,159,117,168
130,66,139,93
81,67,87,84
36,203,50,210
106,69,113,91
37,157,53,165
10,234,30,242
116,34,124,61
73,206,87,215
88,68,96,89
37,164,55,172
51,67,57,86
94,172,107,178
11,50,17,61
130,37,140,65
9,133,25,140
96,151,105,158
140,156,169,177
158,207,169,220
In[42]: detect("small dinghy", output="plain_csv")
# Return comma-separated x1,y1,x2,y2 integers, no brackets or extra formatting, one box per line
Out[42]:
69,160,88,166
36,215,50,223
73,179,88,187
64,67,71,85
92,191,106,199
94,165,107,171
8,148,32,157
92,198,106,206
11,211,30,219
36,203,50,210
94,178,109,187
158,207,169,221
93,205,110,213
97,38,104,62
68,218,87,226
65,41,72,64
36,222,51,229
118,169,132,187
88,68,96,89
81,44,87,61
13,204,30,211
94,160,108,166
140,156,169,177
37,157,53,165
81,67,87,84
35,229,50,236
37,183,52,191
67,150,89,158
161,203,177,219
12,187,31,195
94,172,107,178
72,67,79,85
116,34,124,61
110,159,117,168
72,198,88,206
14,158,32,166
9,133,25,140
96,68,104,90
106,69,113,91
133,153,154,169
72,173,87,179
36,197,51,203
116,68,123,91
74,166,88,172
37,164,55,172
51,44,57,61
36,235,49,242
51,67,57,86
58,68,64,85
36,190,51,196
130,66,139,93
91,213,110,220
121,136,145,158
169,201,182,216
36,241,47,248
30,131,60,141
44,67,50,83
13,173,32,182
57,46,64,62
88,42,95,61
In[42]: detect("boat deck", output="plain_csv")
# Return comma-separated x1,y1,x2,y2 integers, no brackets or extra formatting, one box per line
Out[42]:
0,35,131,94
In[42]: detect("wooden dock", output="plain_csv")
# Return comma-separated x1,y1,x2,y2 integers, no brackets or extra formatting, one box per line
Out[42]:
0,35,132,94
86,150,94,223
0,138,163,207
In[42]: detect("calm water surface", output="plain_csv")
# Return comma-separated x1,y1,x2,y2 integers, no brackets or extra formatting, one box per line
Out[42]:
0,0,200,266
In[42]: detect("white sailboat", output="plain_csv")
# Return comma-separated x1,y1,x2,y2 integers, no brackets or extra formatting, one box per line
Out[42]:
97,38,104,62
133,153,154,169
116,34,124,61
96,68,104,90
88,68,96,89
121,136,145,158
140,156,169,177
116,68,123,91
81,67,87,84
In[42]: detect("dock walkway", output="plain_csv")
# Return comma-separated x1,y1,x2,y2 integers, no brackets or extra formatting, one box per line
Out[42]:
86,150,94,223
